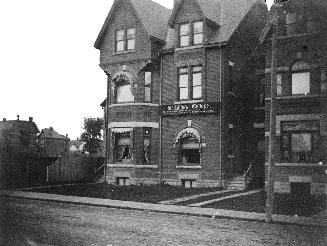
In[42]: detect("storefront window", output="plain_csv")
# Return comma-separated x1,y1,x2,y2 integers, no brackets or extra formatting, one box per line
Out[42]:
114,132,132,163
180,136,200,164
281,121,320,163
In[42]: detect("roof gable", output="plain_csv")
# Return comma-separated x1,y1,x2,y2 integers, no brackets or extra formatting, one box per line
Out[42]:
94,0,171,49
168,0,221,27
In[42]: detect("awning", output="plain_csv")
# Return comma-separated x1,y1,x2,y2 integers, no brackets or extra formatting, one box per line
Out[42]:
111,128,133,133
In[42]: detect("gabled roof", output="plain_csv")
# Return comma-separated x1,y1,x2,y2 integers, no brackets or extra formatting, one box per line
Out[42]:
0,120,39,136
39,127,67,139
164,0,266,49
94,0,171,49
69,140,85,149
168,0,221,27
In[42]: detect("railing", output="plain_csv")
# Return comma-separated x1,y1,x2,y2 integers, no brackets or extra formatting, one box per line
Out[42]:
243,162,254,185
94,163,105,182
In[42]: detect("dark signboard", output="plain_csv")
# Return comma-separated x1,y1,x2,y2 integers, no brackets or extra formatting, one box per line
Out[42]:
160,102,219,116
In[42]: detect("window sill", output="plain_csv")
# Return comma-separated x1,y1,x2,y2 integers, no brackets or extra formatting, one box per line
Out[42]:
108,164,134,168
109,103,159,108
175,45,203,51
113,50,136,56
265,94,322,100
176,165,202,169
134,165,158,169
174,99,203,104
265,163,325,167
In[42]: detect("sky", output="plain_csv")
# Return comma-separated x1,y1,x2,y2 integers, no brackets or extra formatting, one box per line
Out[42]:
0,0,273,140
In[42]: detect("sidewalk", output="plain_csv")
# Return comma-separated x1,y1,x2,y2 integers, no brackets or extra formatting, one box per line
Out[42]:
1,190,326,228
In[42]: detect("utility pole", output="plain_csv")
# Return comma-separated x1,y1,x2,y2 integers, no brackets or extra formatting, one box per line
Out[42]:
266,5,279,223
104,73,111,183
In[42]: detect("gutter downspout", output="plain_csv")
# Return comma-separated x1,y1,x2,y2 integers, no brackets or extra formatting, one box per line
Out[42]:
104,72,111,183
159,53,163,184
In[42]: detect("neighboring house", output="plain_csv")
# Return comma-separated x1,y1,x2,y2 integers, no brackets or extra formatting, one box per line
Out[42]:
38,127,69,157
0,116,39,155
95,0,268,187
0,116,40,187
69,139,86,153
257,0,327,195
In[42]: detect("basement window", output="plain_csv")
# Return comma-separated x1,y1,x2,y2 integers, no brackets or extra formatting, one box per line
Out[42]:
116,177,129,186
182,179,196,188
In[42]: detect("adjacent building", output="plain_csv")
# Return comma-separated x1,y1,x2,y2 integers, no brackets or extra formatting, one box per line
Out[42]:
95,0,268,187
38,127,69,157
258,0,327,194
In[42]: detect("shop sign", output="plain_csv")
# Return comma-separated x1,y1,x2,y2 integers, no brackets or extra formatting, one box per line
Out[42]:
160,102,219,116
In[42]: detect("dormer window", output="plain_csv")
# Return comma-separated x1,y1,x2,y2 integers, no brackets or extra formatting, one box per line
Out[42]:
180,24,190,47
179,21,203,47
193,21,203,45
115,28,136,52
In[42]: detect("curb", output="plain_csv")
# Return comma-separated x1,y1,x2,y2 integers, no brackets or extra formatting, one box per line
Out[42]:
2,190,326,228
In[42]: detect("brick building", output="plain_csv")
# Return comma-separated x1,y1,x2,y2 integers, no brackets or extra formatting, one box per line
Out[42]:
258,0,327,194
95,0,268,187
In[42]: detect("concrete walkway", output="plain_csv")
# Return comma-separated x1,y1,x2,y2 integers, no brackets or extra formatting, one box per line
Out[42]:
159,189,233,205
1,190,326,228
189,189,262,207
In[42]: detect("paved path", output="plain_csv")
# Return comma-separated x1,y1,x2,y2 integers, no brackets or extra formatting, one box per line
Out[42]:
2,190,326,228
189,189,262,207
1,197,326,246
159,189,233,205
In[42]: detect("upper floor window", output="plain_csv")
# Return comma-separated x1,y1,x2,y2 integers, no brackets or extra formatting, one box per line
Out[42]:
115,28,136,52
179,21,203,47
180,24,190,47
193,21,203,45
116,81,134,103
285,12,297,36
144,72,152,102
178,66,202,101
291,61,310,95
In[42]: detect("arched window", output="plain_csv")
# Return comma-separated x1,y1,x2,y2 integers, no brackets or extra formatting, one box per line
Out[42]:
179,135,200,164
291,61,310,95
116,80,134,103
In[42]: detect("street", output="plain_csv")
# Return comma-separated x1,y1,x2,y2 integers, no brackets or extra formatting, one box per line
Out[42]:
0,197,326,246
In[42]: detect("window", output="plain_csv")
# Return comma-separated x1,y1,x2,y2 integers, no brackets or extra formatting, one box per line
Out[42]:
180,24,190,47
116,81,134,103
193,21,203,45
115,29,125,52
127,28,135,50
116,177,129,186
180,136,200,164
178,67,189,100
114,132,132,163
281,121,320,163
277,74,282,96
182,179,196,188
144,72,151,102
291,61,310,95
285,12,297,35
115,28,135,52
178,66,202,101
143,128,151,164
179,21,203,47
192,66,202,99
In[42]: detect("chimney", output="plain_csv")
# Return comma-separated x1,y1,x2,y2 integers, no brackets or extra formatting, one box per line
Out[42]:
29,117,33,122
2,118,6,122
50,127,53,131
17,115,20,121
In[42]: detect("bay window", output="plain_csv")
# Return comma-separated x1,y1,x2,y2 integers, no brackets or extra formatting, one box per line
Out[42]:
114,132,132,163
116,81,134,103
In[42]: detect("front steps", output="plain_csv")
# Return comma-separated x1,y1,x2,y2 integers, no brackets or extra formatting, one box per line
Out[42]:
225,175,246,191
